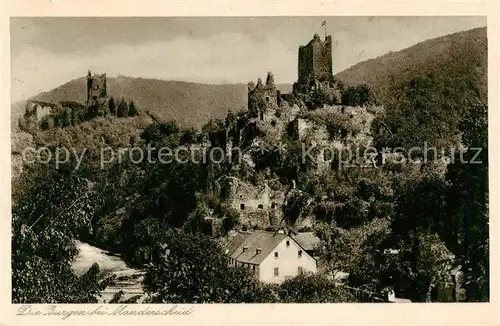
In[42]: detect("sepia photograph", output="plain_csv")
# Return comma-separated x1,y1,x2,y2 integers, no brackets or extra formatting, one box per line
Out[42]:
10,16,488,305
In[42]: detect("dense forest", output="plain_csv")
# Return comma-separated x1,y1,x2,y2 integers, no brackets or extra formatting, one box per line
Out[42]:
11,27,488,304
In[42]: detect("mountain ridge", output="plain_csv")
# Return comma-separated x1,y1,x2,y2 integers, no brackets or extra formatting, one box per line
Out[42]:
12,27,487,130
11,76,293,129
335,27,487,104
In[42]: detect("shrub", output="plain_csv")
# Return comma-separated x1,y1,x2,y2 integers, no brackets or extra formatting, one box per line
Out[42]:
341,84,377,107
117,98,129,118
305,87,333,110
143,230,276,303
278,274,357,302
128,100,138,116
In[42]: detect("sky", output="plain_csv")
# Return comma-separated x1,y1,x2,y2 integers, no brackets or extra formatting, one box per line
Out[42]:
11,16,486,102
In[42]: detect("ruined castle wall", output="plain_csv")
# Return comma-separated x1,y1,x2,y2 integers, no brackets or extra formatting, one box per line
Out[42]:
87,72,108,107
36,105,52,121
92,74,107,95
227,178,271,212
220,176,285,230
311,35,333,82
248,73,279,120
298,44,314,85
298,35,333,86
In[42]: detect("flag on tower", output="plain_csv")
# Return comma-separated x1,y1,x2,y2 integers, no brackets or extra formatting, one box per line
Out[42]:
321,20,326,26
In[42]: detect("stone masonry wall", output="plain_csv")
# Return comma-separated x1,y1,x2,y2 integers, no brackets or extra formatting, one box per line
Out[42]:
247,72,279,121
298,34,333,86
87,71,108,107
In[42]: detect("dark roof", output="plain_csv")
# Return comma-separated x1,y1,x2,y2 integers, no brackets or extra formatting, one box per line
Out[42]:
224,231,287,265
224,232,248,256
293,232,321,251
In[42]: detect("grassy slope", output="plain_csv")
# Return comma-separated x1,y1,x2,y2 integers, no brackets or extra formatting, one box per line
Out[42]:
335,27,487,105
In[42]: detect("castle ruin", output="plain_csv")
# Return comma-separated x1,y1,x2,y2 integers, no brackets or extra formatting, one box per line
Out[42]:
294,34,336,96
247,72,280,122
298,33,333,85
86,70,108,108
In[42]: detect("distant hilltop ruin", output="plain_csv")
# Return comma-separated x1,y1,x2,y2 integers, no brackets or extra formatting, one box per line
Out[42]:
20,70,138,132
87,70,108,108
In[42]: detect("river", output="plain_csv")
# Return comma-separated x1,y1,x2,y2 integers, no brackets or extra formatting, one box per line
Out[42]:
72,240,146,303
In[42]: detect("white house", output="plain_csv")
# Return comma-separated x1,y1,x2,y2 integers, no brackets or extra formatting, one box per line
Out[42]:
224,229,317,283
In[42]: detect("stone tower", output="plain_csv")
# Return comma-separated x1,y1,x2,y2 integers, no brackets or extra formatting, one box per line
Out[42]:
247,72,279,121
297,33,333,87
86,70,107,107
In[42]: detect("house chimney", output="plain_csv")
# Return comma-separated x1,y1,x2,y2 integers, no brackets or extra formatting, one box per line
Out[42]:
277,228,285,234
256,248,262,255
243,246,248,252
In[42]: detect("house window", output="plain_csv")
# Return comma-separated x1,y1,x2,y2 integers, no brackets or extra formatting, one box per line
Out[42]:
298,267,303,275
258,204,263,209
274,267,279,276
240,203,245,210
252,265,256,271
298,250,302,258
286,240,290,247
265,96,270,102
271,203,276,209
274,252,278,258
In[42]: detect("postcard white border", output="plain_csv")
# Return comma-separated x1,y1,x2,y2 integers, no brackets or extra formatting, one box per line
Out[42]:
1,1,498,325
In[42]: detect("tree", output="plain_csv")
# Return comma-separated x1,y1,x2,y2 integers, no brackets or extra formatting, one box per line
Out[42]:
97,102,109,117
305,87,333,110
62,108,72,127
341,84,377,107
385,100,488,302
108,97,116,115
128,100,138,116
12,165,109,303
316,218,391,284
278,273,356,303
283,190,311,226
140,121,180,144
443,102,488,301
179,128,198,145
378,74,480,151
143,230,276,303
117,97,129,118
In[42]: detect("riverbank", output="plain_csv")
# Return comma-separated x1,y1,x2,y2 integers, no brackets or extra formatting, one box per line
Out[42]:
72,240,146,303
